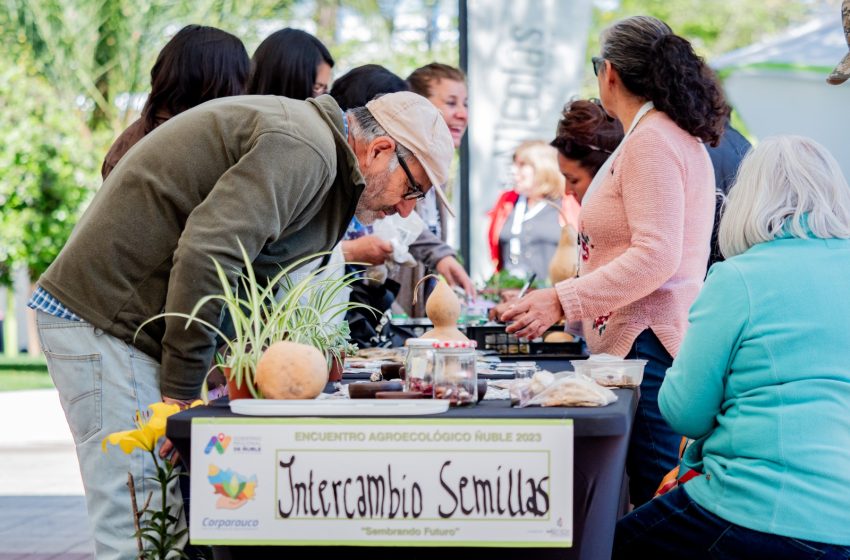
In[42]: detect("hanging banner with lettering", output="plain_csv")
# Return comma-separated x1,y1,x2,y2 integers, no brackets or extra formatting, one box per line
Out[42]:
189,418,573,547
464,0,592,280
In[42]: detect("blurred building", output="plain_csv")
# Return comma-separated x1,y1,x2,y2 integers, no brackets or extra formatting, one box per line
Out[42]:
713,13,850,178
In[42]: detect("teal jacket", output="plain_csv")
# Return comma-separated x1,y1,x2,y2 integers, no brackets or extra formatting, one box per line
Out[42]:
659,229,850,545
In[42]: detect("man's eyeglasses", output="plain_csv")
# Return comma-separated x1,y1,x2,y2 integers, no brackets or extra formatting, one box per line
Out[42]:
396,150,426,201
591,56,605,77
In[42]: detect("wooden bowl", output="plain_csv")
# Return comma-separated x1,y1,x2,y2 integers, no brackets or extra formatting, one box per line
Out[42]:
349,381,403,399
375,391,424,399
477,379,488,402
380,361,404,380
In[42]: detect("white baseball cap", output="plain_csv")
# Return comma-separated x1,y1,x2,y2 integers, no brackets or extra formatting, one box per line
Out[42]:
366,92,456,217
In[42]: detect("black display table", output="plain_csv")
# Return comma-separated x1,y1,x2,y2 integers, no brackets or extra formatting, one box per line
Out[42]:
168,387,636,560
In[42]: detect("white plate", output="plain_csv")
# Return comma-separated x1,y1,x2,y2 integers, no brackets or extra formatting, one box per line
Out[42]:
230,399,450,416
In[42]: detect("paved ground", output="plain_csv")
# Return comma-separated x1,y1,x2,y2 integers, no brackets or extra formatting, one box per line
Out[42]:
0,390,94,559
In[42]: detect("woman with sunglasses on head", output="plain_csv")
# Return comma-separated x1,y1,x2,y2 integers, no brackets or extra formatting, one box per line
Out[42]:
488,100,624,322
247,27,333,99
503,15,727,508
550,99,624,205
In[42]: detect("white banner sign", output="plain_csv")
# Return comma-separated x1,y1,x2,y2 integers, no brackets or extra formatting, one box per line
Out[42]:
465,0,592,281
190,418,573,547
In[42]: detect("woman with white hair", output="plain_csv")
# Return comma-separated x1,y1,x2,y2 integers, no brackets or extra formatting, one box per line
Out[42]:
613,136,850,558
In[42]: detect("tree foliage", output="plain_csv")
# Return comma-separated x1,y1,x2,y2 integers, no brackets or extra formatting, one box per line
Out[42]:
0,0,299,133
579,0,816,98
592,0,810,59
9,0,816,286
0,61,100,286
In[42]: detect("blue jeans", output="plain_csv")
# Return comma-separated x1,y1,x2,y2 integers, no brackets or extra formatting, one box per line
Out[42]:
625,329,680,507
614,486,850,559
36,311,187,560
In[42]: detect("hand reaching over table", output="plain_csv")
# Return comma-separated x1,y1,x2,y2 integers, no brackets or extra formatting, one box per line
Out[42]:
501,287,565,340
435,255,476,298
342,235,393,265
159,396,196,464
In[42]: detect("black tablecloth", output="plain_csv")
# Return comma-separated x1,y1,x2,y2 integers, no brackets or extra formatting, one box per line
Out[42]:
168,389,637,560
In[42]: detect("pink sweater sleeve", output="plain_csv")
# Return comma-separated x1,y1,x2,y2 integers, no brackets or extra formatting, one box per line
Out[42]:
556,127,687,321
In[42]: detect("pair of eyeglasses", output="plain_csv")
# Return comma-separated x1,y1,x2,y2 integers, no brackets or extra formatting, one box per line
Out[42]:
591,56,605,77
395,149,426,201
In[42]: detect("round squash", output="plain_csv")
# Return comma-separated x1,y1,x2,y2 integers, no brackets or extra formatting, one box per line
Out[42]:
255,341,328,399
543,331,575,343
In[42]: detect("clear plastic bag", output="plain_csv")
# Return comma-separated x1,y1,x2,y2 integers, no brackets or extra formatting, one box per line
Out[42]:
371,212,426,267
516,372,618,408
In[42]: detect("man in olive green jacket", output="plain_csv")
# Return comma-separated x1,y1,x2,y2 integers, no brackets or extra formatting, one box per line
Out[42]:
30,91,453,560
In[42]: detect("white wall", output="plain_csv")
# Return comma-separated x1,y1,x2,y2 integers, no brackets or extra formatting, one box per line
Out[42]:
724,70,850,178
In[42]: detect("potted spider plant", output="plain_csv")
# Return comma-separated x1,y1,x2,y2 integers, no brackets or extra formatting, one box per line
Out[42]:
139,241,374,399
274,261,372,383
315,321,359,382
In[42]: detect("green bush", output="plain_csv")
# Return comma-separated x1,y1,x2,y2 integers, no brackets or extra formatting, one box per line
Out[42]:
0,61,100,286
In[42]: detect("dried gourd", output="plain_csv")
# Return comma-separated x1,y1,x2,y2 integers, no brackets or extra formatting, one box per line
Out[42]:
255,341,328,399
413,275,468,341
548,223,579,285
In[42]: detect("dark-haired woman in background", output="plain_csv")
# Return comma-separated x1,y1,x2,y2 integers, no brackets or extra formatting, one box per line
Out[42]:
101,24,249,179
247,27,333,99
330,64,408,110
328,65,409,342
330,64,410,273
503,15,727,507
550,99,624,203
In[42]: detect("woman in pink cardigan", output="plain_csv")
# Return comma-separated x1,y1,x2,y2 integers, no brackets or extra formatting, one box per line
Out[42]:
503,16,728,506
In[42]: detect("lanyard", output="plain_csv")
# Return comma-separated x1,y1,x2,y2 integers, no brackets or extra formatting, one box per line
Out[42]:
582,101,654,205
510,196,547,236
508,196,549,266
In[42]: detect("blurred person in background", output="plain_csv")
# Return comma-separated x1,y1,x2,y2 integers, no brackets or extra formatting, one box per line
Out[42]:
398,62,474,316
487,140,566,281
245,28,351,337
329,64,473,343
550,98,624,205
503,15,727,507
247,27,333,99
331,65,411,270
488,99,624,322
615,136,850,558
101,24,249,179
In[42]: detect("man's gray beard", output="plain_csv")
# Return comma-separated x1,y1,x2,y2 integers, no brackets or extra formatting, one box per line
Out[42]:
354,204,381,225
354,167,393,225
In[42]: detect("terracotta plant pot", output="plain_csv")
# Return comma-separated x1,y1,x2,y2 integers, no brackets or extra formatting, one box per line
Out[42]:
224,367,257,400
328,351,345,382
